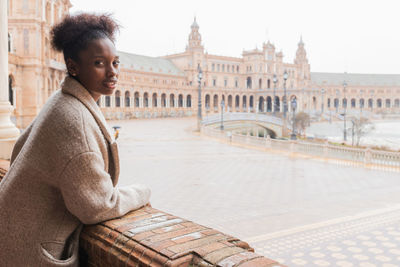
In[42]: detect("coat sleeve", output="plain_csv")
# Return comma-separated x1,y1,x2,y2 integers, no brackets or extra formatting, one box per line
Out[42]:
58,151,151,224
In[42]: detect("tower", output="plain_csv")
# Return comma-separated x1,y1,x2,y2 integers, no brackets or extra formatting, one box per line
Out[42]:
186,17,204,52
295,36,310,84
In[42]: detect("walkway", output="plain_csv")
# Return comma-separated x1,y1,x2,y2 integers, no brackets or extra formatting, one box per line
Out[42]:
113,117,400,266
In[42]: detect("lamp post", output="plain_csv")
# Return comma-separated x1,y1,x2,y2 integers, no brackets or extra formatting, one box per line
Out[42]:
273,74,278,115
220,99,225,130
290,97,297,140
197,65,203,131
283,70,288,119
343,80,347,142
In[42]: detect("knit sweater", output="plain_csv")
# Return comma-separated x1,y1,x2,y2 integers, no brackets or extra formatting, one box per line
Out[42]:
0,77,150,266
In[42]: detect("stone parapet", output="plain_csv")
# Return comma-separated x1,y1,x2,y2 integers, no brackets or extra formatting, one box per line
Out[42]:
0,162,284,267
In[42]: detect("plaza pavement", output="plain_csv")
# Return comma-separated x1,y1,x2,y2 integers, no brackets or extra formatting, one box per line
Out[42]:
112,117,400,266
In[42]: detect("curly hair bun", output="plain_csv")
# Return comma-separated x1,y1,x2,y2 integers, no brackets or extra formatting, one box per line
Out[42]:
50,13,120,59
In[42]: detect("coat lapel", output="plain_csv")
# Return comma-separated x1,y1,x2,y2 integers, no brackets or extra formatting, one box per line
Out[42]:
61,77,119,186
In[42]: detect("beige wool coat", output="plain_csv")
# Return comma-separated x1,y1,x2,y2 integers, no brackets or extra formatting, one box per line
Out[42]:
0,77,151,266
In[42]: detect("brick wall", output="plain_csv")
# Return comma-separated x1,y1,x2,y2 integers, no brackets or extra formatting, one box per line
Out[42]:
0,162,284,267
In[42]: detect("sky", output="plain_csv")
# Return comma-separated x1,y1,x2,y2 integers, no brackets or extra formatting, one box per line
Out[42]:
70,0,400,74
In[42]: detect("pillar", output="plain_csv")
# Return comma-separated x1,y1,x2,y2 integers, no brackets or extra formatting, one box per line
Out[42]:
0,1,20,159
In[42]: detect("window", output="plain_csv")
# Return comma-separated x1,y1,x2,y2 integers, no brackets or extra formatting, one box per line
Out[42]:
213,79,216,87
235,79,238,88
186,95,192,107
105,96,111,107
115,90,121,107
217,64,220,72
224,79,227,87
212,63,215,71
125,91,130,107
222,64,225,72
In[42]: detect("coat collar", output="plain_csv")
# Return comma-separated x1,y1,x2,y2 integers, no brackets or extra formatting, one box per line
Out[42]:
61,76,114,144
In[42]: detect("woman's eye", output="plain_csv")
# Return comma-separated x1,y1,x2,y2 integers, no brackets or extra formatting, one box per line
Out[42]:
95,61,104,66
113,60,120,66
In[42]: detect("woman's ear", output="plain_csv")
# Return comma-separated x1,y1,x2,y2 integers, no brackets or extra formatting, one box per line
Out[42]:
66,58,79,77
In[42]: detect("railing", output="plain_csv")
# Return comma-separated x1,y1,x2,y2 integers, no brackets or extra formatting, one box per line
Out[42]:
202,127,400,169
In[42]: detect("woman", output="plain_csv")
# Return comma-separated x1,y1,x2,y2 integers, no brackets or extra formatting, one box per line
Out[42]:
0,13,150,266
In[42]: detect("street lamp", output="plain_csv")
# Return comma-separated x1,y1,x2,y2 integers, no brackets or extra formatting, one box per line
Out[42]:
197,65,203,131
343,80,347,142
273,74,278,115
220,99,225,130
290,97,297,140
283,70,288,119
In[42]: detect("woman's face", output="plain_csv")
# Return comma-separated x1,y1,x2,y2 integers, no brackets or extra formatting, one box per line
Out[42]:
67,38,120,101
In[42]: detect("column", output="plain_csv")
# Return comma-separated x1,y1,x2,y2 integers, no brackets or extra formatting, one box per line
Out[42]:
139,97,143,108
0,1,20,159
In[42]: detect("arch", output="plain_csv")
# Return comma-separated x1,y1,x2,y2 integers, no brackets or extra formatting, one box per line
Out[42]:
267,79,271,89
359,98,365,108
115,90,121,107
8,33,11,52
205,94,210,109
242,95,247,109
249,95,254,109
8,75,13,105
144,92,149,107
274,96,280,112
258,96,265,112
327,98,331,108
246,77,252,89
351,98,356,108
395,99,400,108
334,98,339,110
134,92,140,107
125,91,130,107
213,94,218,109
368,98,373,108
161,93,166,107
258,78,262,89
235,95,240,109
266,96,272,112
377,99,382,108
312,96,317,110
170,94,175,108
186,95,192,108
385,99,391,108
152,93,158,107
178,94,183,107
228,95,233,110
342,98,347,108
105,96,111,107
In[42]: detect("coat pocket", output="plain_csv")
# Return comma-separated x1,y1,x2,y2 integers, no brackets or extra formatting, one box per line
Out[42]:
39,241,78,266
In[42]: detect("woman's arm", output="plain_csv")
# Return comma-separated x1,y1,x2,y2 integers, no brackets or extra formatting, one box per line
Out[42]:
58,151,150,224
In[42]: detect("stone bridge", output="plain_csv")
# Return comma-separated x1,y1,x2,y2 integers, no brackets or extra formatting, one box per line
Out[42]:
202,112,284,138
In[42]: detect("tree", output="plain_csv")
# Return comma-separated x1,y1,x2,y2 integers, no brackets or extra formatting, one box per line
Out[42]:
351,117,375,146
294,112,310,137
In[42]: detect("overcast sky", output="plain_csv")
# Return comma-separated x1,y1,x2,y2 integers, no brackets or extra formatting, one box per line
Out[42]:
70,0,399,74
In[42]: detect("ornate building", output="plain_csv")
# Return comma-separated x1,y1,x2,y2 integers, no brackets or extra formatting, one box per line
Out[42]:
7,1,400,129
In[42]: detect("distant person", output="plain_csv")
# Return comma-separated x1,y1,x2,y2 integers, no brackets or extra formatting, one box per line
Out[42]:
0,13,150,266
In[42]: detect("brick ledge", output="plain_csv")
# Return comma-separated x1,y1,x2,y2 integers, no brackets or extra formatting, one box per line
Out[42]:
0,164,284,267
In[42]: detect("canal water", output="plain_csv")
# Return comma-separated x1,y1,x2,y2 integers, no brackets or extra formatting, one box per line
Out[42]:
307,120,400,151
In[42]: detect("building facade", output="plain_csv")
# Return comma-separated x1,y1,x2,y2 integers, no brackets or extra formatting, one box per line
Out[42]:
7,1,400,129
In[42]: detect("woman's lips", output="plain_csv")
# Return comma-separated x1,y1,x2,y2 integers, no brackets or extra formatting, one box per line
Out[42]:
104,80,117,89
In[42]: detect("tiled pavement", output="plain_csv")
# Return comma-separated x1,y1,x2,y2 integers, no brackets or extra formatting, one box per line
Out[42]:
111,118,400,265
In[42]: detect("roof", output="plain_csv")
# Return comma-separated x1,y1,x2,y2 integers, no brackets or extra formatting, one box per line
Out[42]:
117,51,185,76
311,72,400,86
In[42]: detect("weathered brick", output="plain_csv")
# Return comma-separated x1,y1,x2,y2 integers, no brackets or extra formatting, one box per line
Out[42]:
145,225,205,244
192,241,228,257
149,239,176,252
168,234,226,254
203,246,243,264
164,254,193,267
237,257,279,267
217,251,261,267
152,223,185,234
